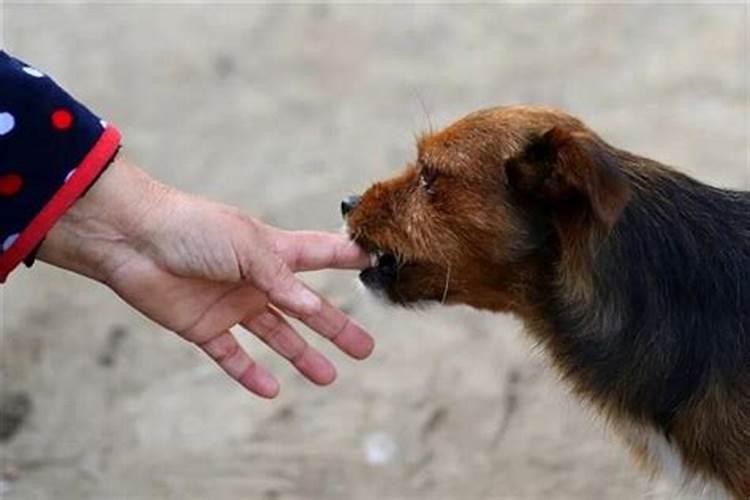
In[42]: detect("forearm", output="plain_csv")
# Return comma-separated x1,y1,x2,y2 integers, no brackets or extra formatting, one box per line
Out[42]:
37,156,168,283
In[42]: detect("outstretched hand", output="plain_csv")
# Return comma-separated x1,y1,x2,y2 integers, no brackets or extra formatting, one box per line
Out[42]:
39,157,373,398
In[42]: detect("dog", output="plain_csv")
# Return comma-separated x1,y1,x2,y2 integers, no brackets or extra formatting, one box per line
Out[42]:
342,106,750,499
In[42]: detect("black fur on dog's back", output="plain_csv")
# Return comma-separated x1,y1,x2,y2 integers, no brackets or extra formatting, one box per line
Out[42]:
536,153,750,489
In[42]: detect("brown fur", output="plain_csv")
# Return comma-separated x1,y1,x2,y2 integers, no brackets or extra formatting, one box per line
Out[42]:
345,106,750,498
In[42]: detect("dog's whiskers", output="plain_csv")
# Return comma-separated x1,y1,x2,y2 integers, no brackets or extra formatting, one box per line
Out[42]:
397,254,407,272
440,264,451,305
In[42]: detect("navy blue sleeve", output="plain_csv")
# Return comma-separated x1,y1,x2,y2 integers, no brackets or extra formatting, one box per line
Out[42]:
0,51,121,282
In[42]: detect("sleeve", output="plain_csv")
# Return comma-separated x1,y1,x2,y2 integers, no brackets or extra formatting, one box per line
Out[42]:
0,51,121,283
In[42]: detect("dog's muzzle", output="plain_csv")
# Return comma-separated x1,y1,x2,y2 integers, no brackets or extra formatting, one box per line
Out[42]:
340,194,398,290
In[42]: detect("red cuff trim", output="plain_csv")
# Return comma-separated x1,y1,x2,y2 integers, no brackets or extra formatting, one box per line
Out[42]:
0,126,121,283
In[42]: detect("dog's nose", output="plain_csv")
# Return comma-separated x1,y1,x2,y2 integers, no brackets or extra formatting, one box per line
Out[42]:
340,194,361,218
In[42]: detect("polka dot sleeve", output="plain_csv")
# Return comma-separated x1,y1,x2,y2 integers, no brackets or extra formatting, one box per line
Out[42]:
0,51,121,283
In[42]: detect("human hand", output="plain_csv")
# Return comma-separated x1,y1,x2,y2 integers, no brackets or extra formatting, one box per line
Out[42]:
38,156,374,398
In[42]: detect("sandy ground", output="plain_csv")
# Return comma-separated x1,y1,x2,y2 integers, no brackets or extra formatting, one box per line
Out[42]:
0,3,747,499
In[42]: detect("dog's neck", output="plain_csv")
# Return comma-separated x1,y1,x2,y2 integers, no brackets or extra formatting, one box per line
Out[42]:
521,161,750,432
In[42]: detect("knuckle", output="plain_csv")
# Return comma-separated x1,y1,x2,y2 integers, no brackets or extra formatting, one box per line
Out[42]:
329,317,351,341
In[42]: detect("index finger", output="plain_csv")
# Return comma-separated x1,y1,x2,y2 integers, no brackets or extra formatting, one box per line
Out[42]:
271,230,369,272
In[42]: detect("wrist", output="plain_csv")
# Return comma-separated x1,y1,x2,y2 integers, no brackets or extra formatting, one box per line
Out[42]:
37,155,168,283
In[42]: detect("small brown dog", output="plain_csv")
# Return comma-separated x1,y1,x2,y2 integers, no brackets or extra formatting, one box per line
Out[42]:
343,106,750,498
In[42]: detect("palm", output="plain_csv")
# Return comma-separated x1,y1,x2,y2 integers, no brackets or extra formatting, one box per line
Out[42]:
109,256,266,340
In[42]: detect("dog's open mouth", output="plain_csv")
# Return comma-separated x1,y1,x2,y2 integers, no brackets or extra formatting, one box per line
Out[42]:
356,244,400,289
366,249,398,274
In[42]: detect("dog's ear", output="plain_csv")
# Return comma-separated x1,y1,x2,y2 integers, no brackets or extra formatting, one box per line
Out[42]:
506,127,631,228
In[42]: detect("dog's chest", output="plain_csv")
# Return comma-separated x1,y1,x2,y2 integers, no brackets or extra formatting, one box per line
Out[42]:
620,424,732,499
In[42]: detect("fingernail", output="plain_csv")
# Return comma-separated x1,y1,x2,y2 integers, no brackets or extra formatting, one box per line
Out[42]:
259,372,280,398
359,337,375,359
312,354,337,385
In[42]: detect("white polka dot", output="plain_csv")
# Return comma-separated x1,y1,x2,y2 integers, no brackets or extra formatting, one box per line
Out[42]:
64,169,77,183
2,233,19,252
22,66,44,78
100,119,107,129
0,112,15,135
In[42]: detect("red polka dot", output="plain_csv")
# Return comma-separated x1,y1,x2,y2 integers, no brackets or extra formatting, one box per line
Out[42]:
51,109,74,130
0,173,23,197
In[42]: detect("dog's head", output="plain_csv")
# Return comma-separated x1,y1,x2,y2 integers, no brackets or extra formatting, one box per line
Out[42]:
344,106,631,311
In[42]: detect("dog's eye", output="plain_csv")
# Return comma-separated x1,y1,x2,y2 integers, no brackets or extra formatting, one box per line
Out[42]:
419,168,438,193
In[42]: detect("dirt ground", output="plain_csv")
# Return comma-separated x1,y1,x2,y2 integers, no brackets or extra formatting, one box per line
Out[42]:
0,3,747,499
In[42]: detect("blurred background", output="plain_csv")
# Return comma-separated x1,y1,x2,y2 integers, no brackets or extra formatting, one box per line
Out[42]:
0,2,746,499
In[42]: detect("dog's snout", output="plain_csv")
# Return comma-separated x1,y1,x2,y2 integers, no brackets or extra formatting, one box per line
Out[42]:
340,194,361,218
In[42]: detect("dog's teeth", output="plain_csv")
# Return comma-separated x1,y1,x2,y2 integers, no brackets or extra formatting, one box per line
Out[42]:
369,253,379,267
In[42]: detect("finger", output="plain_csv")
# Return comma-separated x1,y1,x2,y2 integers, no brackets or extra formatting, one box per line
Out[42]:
288,298,374,360
197,330,280,398
243,242,323,317
242,306,337,386
271,230,369,272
